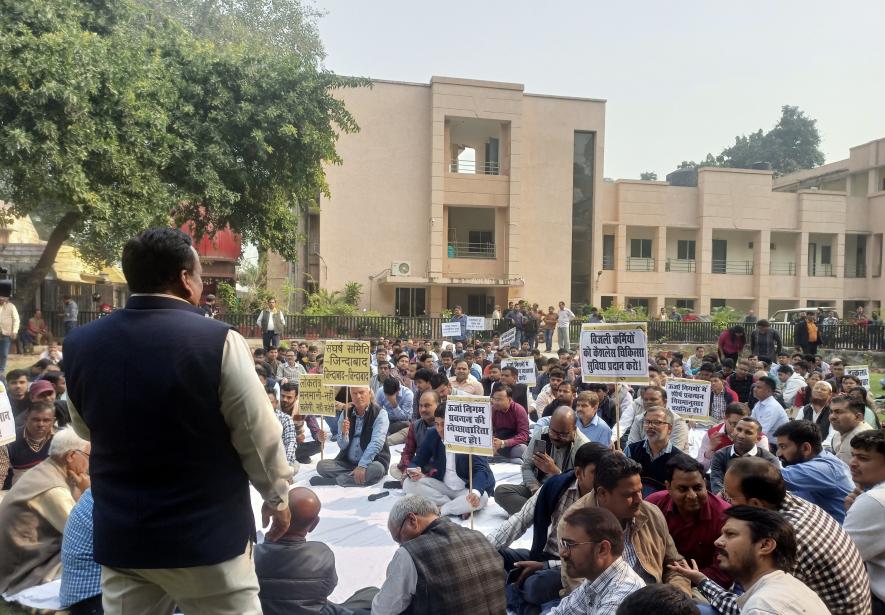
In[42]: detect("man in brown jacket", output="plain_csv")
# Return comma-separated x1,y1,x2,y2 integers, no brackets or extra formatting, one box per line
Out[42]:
559,452,691,596
0,427,91,595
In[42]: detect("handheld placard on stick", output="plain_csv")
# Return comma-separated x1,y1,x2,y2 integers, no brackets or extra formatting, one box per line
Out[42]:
614,384,622,451
468,453,474,530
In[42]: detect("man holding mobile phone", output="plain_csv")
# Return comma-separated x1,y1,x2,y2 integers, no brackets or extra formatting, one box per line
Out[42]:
494,406,589,515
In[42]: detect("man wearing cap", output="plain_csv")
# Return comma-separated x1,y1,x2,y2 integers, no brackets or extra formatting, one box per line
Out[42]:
29,379,71,429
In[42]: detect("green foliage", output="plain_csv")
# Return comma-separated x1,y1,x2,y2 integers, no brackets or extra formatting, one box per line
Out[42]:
711,305,742,330
342,281,362,307
0,0,368,302
216,280,272,316
301,282,365,316
640,171,657,181
601,304,648,323
677,106,824,177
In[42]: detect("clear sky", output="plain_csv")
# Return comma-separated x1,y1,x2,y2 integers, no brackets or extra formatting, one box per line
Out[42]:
313,0,885,180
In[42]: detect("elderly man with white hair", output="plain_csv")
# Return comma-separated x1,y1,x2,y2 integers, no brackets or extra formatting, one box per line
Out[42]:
0,426,90,594
798,379,833,440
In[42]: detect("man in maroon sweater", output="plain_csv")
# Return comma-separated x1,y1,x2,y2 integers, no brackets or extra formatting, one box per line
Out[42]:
646,453,731,587
490,385,530,462
391,390,440,480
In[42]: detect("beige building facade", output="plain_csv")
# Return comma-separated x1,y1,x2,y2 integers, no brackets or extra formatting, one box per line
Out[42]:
270,75,885,319
595,137,885,318
271,76,605,315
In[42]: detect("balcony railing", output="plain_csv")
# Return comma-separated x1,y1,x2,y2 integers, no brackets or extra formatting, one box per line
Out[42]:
447,241,496,259
602,256,614,270
712,260,753,275
626,257,655,272
666,258,696,272
809,263,834,277
769,262,796,276
448,160,500,175
845,263,867,278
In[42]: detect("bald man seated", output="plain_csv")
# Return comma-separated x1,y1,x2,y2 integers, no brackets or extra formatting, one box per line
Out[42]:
254,487,341,615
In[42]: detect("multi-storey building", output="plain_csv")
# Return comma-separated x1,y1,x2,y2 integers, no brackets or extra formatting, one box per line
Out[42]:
270,75,885,319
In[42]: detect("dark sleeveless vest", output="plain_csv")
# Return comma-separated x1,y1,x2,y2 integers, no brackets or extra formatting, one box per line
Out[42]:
334,401,391,470
2,428,51,490
63,295,252,568
401,517,506,615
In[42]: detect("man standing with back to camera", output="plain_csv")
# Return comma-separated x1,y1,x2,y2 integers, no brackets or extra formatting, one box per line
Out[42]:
63,228,293,614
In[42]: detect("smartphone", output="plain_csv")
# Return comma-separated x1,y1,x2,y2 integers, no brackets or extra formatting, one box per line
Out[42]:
533,440,546,457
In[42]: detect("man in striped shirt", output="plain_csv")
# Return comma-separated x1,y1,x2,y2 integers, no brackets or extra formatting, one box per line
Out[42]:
549,507,645,614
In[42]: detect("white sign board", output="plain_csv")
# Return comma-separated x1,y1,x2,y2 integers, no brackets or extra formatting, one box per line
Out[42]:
0,383,15,446
579,323,649,384
499,327,517,347
466,316,486,331
666,378,713,421
444,394,494,456
501,357,537,386
845,365,870,389
441,321,463,337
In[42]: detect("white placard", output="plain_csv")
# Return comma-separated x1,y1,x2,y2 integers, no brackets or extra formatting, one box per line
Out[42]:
0,382,15,446
499,327,517,347
466,316,486,331
845,365,870,389
579,323,649,384
441,321,463,337
501,357,537,386
444,394,494,456
666,378,713,421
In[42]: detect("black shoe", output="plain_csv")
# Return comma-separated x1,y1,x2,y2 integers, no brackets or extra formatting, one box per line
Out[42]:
383,480,402,489
309,476,337,486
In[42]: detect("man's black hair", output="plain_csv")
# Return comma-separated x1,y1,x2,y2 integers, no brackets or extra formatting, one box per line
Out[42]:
414,368,435,383
6,369,29,382
440,350,454,359
776,364,794,375
383,377,400,396
280,381,299,394
720,358,735,369
27,400,55,415
726,457,786,507
31,359,51,371
724,401,749,418
41,372,64,385
122,228,196,294
429,373,449,389
698,362,717,373
664,453,705,482
849,429,885,456
616,584,700,615
562,507,624,556
772,420,822,454
594,452,642,492
501,366,519,378
574,442,610,470
724,505,797,571
492,384,513,398
548,367,565,379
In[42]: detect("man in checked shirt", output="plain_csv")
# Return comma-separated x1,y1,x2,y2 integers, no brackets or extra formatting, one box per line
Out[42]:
669,456,870,615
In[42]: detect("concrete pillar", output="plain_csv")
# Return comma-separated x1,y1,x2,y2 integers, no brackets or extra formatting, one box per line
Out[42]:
697,226,712,314
754,229,771,317
655,226,667,273
834,233,846,279
615,224,627,286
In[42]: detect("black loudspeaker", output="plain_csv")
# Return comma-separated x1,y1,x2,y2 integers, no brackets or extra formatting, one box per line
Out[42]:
0,275,11,299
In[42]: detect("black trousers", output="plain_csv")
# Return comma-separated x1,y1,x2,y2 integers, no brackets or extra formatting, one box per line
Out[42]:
296,440,323,464
498,547,531,572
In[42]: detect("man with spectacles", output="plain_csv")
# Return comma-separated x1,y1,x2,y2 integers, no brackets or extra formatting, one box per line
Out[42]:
624,407,684,489
368,494,505,614
495,406,590,515
547,507,646,614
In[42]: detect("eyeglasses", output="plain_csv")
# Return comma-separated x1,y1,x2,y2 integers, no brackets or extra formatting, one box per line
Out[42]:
393,513,412,544
548,428,572,439
558,539,599,555
643,419,670,427
74,450,90,458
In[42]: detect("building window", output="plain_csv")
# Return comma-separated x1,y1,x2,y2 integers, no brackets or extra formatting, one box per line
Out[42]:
395,287,427,317
711,298,727,310
626,297,650,312
602,235,614,270
677,240,696,260
630,239,652,258
821,245,832,265
571,131,595,305
600,296,614,309
675,299,695,310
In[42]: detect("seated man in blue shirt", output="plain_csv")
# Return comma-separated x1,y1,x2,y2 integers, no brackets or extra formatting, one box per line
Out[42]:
60,488,102,615
773,419,854,523
403,405,495,517
315,386,390,487
376,377,414,446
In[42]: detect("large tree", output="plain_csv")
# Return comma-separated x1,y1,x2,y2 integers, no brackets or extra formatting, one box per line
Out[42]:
677,105,825,177
0,0,365,307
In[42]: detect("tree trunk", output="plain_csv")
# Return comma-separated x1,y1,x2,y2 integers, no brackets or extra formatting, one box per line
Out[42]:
19,211,81,311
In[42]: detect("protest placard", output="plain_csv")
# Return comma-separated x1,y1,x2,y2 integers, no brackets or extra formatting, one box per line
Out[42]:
666,378,713,422
845,365,870,389
298,374,337,416
501,357,537,386
323,340,371,386
466,316,486,331
443,394,494,456
579,323,649,384
441,321,463,337
0,383,14,446
499,327,517,347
